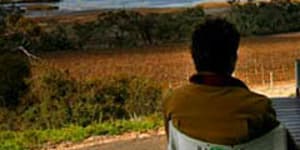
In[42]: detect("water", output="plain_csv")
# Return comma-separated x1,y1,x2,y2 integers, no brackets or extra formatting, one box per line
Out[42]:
57,0,204,10
2,0,222,17
56,0,221,10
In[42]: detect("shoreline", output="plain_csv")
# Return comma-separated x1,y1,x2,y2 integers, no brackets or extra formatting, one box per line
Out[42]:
20,1,231,18
0,0,60,4
30,3,230,23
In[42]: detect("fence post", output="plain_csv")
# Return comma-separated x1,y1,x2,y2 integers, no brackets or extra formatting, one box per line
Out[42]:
296,60,300,98
269,72,273,89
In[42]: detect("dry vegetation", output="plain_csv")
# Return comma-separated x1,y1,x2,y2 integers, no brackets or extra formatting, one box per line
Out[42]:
235,34,300,86
26,4,59,11
196,2,231,9
39,33,300,88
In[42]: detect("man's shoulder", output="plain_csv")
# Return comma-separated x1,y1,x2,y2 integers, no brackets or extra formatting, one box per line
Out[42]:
165,83,271,104
176,83,268,97
238,87,271,102
233,87,274,115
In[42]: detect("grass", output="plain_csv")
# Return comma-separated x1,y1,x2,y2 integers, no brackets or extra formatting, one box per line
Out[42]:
39,33,300,87
0,115,163,150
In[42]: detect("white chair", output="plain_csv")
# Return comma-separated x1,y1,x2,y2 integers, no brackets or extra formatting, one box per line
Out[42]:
168,121,287,150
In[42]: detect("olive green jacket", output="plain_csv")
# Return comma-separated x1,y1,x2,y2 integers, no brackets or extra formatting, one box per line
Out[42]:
163,75,279,145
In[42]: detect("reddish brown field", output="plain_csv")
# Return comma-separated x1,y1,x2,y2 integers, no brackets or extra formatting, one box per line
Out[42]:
40,33,300,87
197,2,231,9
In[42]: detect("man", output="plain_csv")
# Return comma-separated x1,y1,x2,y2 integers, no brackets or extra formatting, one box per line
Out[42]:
163,18,280,146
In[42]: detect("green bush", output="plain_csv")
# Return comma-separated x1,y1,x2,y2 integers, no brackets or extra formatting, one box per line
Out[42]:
0,7,205,51
6,67,163,130
227,2,300,35
37,25,74,51
0,53,30,107
72,8,205,49
0,9,75,52
4,3,300,51
125,77,162,118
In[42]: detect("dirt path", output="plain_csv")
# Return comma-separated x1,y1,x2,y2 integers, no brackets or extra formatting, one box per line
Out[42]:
51,129,167,150
78,135,166,150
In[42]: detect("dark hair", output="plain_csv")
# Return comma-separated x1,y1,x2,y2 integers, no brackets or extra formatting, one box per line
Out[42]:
191,18,240,75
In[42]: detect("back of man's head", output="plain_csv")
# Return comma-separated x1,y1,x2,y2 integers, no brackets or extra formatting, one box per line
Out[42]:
191,18,240,75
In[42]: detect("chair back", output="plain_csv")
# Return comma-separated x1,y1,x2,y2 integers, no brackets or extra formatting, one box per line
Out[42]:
168,121,287,150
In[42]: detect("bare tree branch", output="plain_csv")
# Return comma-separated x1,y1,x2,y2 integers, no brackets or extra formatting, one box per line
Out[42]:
17,46,41,60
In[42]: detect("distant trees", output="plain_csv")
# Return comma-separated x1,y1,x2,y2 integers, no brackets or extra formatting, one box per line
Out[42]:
0,7,203,51
226,0,293,5
72,8,205,49
0,6,34,51
227,0,294,4
271,0,291,2
2,2,300,52
227,0,240,5
227,2,300,35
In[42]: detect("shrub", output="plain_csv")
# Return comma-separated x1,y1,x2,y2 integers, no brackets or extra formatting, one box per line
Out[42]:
0,10,40,52
0,7,8,34
37,25,74,51
0,53,30,107
125,77,162,118
19,68,75,129
72,7,205,49
227,2,300,35
0,9,75,52
13,67,163,130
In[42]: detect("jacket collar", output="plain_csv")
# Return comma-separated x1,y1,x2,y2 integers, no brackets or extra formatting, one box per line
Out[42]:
189,73,248,89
